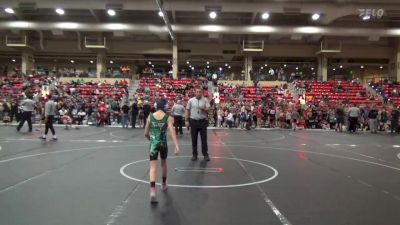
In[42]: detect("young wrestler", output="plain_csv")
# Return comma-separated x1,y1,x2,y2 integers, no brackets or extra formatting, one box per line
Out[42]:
144,98,180,203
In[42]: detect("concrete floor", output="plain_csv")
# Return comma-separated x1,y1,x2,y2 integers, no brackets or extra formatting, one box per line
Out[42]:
0,125,399,225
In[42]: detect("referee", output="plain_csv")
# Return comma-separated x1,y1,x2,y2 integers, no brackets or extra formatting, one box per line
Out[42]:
16,95,35,133
185,88,210,161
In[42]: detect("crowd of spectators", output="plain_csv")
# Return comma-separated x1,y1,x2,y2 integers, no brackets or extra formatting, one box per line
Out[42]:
289,80,399,132
2,73,400,134
0,75,131,127
369,80,400,105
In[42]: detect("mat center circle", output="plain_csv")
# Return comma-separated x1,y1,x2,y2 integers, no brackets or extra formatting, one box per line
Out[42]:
120,156,278,188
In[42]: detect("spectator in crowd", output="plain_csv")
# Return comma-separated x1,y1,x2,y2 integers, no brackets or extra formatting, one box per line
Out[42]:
121,101,130,128
41,96,57,140
131,100,139,128
378,107,388,131
1,100,11,125
390,106,399,134
226,111,234,128
368,106,378,133
291,109,300,131
335,104,345,132
143,101,151,128
77,109,86,125
171,100,185,135
348,104,361,133
10,100,19,123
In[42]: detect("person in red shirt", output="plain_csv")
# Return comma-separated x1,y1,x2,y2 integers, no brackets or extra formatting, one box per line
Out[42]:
97,102,107,126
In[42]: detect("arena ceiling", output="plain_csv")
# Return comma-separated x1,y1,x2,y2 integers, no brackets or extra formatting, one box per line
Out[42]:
0,0,399,65
0,0,399,38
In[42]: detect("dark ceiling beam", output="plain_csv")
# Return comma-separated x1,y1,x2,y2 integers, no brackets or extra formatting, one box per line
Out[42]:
89,9,100,22
250,12,257,25
172,10,177,23
155,0,175,40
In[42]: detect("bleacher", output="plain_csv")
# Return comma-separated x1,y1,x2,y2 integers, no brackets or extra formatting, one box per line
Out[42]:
0,76,129,104
0,77,42,98
136,77,208,106
56,81,127,100
218,85,293,103
305,81,381,105
374,83,400,105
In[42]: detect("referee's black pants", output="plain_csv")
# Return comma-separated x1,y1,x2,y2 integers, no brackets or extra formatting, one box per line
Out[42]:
349,117,358,132
45,115,56,135
17,111,33,132
189,119,208,157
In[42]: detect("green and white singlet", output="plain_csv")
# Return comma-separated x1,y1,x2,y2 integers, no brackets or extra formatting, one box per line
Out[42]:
149,113,169,159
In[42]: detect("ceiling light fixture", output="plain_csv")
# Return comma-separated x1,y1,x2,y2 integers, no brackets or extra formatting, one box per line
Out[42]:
311,13,320,21
209,11,217,19
55,8,65,15
4,8,14,14
261,12,270,20
107,9,116,16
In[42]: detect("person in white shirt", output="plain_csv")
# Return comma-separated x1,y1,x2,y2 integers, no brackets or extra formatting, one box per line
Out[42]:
185,88,210,161
171,100,185,135
17,95,35,133
226,112,234,128
77,109,86,125
59,108,68,116
41,96,58,140
269,68,275,76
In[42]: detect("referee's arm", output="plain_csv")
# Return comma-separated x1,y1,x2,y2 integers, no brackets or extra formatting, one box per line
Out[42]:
185,101,191,127
199,99,210,114
171,105,175,116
